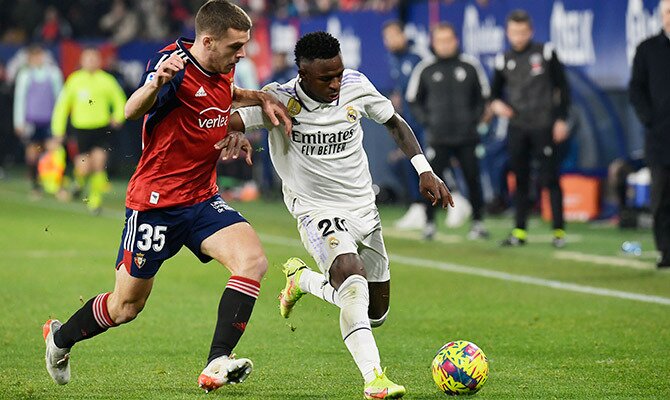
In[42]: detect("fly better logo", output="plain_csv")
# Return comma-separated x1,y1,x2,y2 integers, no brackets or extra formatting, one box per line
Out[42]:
198,106,230,129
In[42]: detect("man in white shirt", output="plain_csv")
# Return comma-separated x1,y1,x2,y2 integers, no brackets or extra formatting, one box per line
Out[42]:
219,31,452,399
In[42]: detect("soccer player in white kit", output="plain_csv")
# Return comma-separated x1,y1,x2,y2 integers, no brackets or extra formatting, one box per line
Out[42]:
219,31,453,399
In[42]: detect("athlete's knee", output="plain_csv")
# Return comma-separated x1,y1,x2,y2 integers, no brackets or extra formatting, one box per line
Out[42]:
108,296,146,325
235,251,268,281
329,254,366,289
369,308,389,328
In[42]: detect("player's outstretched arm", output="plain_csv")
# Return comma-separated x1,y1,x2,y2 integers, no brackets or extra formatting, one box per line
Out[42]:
383,113,454,209
232,88,292,135
125,52,185,120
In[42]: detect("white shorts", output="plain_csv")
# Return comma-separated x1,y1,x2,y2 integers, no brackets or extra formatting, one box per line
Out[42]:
296,208,390,283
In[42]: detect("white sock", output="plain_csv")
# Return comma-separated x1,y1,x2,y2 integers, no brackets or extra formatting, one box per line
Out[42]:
299,268,340,307
338,274,381,383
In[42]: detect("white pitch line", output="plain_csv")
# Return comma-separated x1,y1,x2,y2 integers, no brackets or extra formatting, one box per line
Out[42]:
3,190,668,307
554,251,653,270
259,233,670,306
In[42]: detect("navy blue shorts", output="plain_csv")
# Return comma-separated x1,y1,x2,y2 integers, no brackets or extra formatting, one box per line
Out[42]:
115,194,247,279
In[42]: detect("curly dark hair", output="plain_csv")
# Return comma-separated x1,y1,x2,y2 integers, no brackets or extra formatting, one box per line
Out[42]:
294,31,341,67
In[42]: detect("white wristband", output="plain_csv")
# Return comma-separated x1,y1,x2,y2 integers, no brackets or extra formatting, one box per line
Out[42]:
410,154,433,175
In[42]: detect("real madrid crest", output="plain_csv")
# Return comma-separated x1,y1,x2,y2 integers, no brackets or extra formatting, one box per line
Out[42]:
287,98,302,117
134,253,146,269
346,106,358,123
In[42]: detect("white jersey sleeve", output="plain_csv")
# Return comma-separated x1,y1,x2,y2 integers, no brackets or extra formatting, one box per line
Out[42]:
234,83,279,131
356,73,395,124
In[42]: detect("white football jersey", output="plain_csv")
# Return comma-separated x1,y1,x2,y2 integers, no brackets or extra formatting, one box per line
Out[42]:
235,69,394,217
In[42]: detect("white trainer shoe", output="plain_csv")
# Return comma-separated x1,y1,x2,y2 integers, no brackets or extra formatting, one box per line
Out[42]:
43,319,71,385
445,193,472,228
394,203,427,230
198,355,253,393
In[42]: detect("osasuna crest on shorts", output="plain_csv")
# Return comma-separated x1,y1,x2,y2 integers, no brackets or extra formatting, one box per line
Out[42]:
235,69,395,217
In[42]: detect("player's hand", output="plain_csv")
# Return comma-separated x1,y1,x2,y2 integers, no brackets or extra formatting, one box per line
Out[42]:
14,126,25,137
258,91,292,136
151,52,185,88
419,172,454,208
214,131,253,166
490,99,514,118
552,119,569,144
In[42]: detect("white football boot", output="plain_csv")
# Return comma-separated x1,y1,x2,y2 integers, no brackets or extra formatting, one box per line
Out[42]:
198,355,253,393
43,319,71,385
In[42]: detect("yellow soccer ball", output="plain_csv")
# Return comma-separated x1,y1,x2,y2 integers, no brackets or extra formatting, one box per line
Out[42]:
431,340,489,395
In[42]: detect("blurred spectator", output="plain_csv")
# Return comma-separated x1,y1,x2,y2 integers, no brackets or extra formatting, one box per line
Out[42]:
34,6,72,43
0,60,21,173
629,0,670,268
65,0,108,38
382,20,426,230
604,155,645,227
5,0,44,44
267,51,296,85
99,0,141,46
406,22,489,240
490,10,571,248
234,56,260,90
51,48,126,213
13,44,63,197
139,0,172,41
6,46,58,84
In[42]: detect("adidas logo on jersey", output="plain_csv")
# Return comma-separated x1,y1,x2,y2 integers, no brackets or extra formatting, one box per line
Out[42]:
195,86,207,97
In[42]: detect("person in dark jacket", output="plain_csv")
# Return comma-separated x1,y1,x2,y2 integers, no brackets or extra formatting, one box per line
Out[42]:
490,9,570,248
406,22,489,240
629,0,670,268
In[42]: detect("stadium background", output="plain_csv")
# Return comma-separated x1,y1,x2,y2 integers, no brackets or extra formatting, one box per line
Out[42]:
0,0,661,208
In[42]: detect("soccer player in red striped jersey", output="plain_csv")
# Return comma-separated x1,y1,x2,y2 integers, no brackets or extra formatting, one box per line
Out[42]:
42,0,291,393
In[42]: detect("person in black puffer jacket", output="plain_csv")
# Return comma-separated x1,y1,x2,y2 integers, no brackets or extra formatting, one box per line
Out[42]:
406,22,489,240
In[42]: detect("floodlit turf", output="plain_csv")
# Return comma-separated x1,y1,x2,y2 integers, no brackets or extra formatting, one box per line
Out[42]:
1,175,669,399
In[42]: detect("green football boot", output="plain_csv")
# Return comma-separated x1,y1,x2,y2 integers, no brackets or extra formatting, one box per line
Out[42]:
279,257,309,318
364,368,406,399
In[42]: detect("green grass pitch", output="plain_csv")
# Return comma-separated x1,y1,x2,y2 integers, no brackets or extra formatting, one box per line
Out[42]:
1,176,669,399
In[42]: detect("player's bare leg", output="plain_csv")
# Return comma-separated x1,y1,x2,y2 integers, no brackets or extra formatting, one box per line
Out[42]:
44,264,153,384
330,255,405,399
197,223,267,392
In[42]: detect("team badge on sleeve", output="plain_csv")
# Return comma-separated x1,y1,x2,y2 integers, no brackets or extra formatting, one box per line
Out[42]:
145,72,156,85
287,98,302,117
